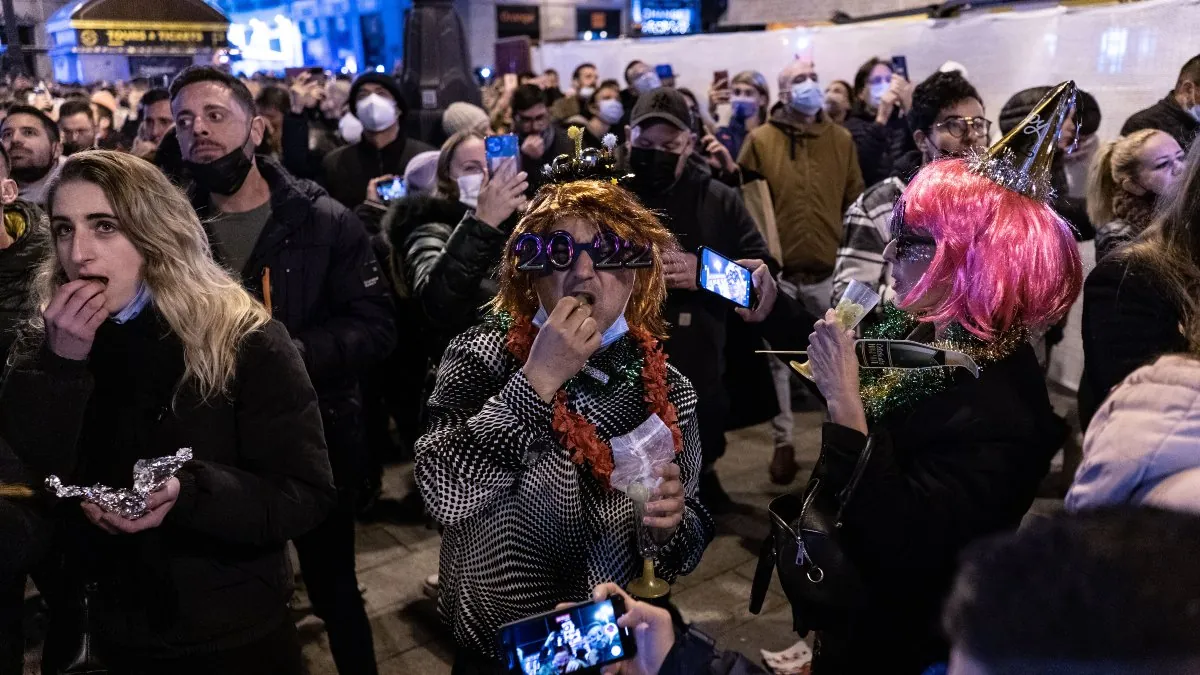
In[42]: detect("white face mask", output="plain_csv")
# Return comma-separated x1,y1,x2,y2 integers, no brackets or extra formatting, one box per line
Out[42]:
356,93,398,132
338,112,364,144
634,72,662,95
579,86,596,101
597,99,624,125
789,79,824,116
533,303,629,349
456,172,484,208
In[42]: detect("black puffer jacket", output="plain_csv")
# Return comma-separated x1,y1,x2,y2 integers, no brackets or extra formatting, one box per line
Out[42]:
0,311,335,660
0,200,49,363
386,194,512,355
190,157,396,486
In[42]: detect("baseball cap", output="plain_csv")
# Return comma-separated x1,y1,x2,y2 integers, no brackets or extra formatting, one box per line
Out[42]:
630,87,692,131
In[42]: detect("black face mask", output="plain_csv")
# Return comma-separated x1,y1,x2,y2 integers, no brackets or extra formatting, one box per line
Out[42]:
62,141,90,156
630,147,681,193
183,137,254,196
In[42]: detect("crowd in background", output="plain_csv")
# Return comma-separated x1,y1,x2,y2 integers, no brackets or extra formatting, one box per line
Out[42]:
0,42,1198,675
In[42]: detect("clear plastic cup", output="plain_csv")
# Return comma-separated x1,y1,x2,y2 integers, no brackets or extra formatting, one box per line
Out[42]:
792,280,882,379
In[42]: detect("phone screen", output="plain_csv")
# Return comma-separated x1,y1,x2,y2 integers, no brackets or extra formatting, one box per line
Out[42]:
891,55,910,81
486,134,520,175
698,247,754,308
499,597,634,674
713,70,729,86
375,177,407,203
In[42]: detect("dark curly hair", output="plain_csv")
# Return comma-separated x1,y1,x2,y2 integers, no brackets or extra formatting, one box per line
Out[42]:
907,71,983,136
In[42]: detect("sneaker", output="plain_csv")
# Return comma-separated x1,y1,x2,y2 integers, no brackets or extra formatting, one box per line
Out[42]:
769,444,800,485
423,573,439,600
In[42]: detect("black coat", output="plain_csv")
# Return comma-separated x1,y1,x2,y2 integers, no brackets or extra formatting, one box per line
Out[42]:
631,164,774,398
193,157,396,485
759,295,1061,673
843,108,915,189
321,134,435,209
1079,254,1185,429
386,195,507,354
522,126,575,196
0,434,48,582
1121,93,1199,151
0,200,48,363
0,311,335,658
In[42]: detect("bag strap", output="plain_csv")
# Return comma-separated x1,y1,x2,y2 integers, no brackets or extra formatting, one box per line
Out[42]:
747,532,776,615
834,434,877,528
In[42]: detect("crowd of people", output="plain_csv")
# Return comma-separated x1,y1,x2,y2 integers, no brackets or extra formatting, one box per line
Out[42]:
0,43,1198,675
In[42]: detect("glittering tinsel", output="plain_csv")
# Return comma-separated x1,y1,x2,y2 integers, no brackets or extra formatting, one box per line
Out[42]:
859,304,1028,423
966,147,1057,203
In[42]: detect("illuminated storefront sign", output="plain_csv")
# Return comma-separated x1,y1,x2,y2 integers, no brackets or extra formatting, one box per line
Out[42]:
631,0,699,36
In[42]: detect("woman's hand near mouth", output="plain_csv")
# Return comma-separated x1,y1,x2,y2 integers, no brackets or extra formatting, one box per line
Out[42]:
522,296,603,402
44,280,110,361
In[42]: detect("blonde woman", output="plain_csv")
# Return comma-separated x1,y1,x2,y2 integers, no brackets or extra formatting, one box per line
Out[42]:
1088,128,1185,261
0,150,335,674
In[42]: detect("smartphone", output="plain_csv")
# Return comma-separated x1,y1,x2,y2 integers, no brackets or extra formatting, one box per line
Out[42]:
655,64,674,80
498,596,636,674
891,55,910,81
375,177,407,203
486,133,520,175
697,246,754,309
713,70,729,86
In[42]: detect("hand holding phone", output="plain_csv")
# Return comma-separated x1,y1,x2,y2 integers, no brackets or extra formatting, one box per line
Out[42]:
499,593,638,673
369,175,405,204
696,247,755,308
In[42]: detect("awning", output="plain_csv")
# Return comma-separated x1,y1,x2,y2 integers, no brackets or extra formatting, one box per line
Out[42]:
48,0,229,56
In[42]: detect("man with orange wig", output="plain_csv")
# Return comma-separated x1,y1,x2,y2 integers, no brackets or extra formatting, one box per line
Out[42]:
414,139,716,671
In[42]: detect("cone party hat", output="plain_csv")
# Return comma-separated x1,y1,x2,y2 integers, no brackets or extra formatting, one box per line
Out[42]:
970,80,1077,202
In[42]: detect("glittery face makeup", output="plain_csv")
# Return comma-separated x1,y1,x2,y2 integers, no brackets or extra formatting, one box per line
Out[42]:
885,200,938,301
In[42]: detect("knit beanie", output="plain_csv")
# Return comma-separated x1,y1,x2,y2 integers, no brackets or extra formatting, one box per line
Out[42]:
442,102,491,136
403,150,441,195
349,74,406,116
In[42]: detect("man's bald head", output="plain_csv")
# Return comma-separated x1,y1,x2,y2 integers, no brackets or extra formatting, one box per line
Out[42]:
778,59,818,96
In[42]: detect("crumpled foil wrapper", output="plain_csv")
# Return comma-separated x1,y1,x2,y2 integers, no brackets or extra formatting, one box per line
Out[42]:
45,448,193,519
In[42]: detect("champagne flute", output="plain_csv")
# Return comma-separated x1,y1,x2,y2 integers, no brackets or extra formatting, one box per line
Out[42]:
625,482,671,600
791,279,881,379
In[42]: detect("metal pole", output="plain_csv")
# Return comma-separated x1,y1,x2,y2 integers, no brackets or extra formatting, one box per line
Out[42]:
2,0,26,75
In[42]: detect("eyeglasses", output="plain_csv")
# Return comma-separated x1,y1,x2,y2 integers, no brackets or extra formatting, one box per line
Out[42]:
932,116,991,139
894,233,937,259
514,231,655,273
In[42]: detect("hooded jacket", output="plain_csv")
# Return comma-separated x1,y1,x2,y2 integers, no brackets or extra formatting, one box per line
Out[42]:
0,199,49,362
1068,355,1200,514
737,112,864,281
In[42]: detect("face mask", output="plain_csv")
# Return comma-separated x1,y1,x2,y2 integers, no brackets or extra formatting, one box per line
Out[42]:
868,81,890,107
579,86,596,101
629,146,682,193
339,112,363,144
62,141,90,156
456,172,483,209
633,72,662,95
597,99,624,125
533,303,629,349
731,96,758,121
184,134,254,196
356,93,398,132
789,80,824,116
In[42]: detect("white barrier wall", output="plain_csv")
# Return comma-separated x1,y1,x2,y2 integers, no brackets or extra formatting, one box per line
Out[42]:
536,0,1200,392
537,0,1199,142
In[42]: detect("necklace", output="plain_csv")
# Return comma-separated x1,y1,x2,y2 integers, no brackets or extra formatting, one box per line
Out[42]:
504,314,683,489
859,305,1028,422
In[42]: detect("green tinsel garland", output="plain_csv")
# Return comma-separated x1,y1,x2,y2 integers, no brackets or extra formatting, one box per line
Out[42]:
858,304,1027,423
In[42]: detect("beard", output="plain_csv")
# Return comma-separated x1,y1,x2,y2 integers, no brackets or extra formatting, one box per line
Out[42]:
10,160,53,185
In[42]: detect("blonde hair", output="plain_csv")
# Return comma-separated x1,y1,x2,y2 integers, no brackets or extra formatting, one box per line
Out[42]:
31,150,270,402
488,180,679,339
1086,129,1164,226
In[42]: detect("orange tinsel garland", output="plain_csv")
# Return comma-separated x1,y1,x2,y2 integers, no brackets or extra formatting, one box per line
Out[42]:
505,315,683,488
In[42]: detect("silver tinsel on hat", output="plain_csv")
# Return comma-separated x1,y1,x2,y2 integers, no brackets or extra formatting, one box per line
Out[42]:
46,448,193,519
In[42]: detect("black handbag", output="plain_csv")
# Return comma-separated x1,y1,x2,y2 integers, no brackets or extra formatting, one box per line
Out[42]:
749,435,877,637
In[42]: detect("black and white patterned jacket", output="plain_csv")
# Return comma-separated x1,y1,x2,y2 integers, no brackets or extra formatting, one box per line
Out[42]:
415,322,714,658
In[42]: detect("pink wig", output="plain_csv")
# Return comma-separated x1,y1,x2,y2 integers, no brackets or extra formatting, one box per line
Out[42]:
896,158,1082,341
